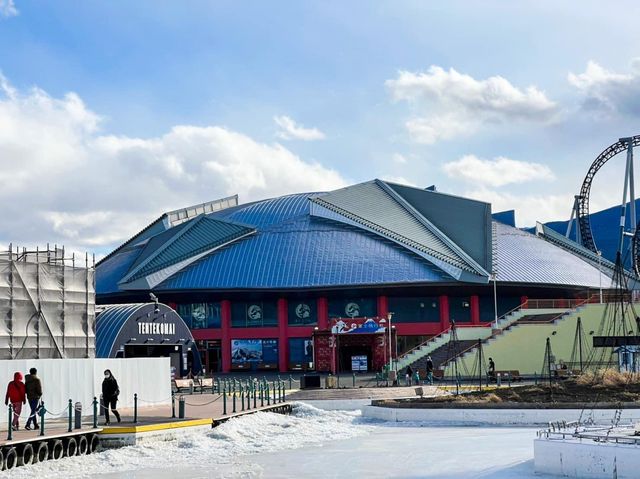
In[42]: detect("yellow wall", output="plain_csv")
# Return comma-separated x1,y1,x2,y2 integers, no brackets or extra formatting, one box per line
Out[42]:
453,304,625,376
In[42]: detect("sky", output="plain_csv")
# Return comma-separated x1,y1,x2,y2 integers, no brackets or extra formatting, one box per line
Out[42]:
2,0,640,256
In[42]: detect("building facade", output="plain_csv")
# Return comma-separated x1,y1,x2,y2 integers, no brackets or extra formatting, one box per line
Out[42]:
96,180,613,373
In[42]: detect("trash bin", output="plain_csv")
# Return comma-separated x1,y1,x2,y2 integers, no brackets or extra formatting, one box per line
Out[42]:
325,375,337,389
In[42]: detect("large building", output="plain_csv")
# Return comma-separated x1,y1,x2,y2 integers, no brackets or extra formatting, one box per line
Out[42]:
96,179,614,373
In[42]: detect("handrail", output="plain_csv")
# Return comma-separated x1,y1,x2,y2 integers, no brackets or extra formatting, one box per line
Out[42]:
399,328,452,360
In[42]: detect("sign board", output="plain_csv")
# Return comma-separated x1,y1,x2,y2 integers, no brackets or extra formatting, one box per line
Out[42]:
351,355,368,372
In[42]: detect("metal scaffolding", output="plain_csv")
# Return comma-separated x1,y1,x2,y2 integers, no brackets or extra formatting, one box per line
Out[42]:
0,244,95,359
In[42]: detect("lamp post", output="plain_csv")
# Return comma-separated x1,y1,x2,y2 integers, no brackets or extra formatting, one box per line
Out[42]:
597,251,603,304
492,273,498,329
392,325,397,372
387,312,394,375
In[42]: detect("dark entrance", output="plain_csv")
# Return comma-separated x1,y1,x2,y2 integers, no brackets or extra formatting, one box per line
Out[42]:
205,340,222,373
339,344,372,372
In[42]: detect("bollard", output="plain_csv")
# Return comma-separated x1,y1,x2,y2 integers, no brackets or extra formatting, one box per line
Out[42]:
93,397,98,428
241,388,245,411
253,385,257,408
134,393,138,423
282,383,286,402
507,373,512,388
266,384,271,406
68,399,73,432
260,385,264,407
247,387,251,410
7,403,12,441
289,375,293,390
189,380,194,395
172,391,176,418
272,382,276,403
74,402,82,430
497,373,502,387
352,373,356,388
39,402,45,436
223,389,227,415
178,396,186,419
232,391,237,413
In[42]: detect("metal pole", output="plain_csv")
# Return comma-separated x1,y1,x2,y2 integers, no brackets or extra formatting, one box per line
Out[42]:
388,313,393,375
223,389,227,415
7,404,12,440
39,402,45,436
134,393,138,423
618,138,633,255
68,399,73,432
93,397,98,428
630,142,637,236
598,252,603,304
493,274,499,329
546,337,553,389
478,339,482,392
578,317,583,371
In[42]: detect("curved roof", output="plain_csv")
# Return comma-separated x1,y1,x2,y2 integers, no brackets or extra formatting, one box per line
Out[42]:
96,179,613,294
96,302,202,373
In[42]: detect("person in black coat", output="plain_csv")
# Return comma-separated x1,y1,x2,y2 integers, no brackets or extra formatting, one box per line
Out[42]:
102,369,121,425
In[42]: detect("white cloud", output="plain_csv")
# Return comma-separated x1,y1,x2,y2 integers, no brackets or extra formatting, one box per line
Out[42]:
442,155,555,187
0,76,347,252
392,153,408,164
386,66,558,144
464,187,571,227
0,0,17,18
274,115,326,141
568,59,640,115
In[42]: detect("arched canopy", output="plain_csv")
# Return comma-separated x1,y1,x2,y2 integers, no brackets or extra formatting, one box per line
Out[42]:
96,302,202,375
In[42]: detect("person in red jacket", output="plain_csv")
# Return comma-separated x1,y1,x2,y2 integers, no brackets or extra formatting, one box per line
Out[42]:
5,372,26,430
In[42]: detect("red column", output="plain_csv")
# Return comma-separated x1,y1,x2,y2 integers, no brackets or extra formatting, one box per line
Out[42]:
520,296,529,309
317,297,329,330
470,295,480,324
221,300,232,373
377,295,389,319
278,298,288,372
439,295,450,332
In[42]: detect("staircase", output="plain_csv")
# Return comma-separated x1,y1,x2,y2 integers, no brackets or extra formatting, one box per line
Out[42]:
395,306,574,372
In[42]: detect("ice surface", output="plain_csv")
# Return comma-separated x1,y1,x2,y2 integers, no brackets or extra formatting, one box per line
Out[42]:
0,402,555,479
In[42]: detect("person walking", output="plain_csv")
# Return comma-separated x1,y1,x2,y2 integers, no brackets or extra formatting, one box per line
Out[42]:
405,365,413,386
5,372,26,431
102,369,121,425
426,355,434,385
488,357,496,382
25,368,42,430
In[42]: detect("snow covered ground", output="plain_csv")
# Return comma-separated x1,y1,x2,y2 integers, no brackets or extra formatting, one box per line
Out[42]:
1,403,555,479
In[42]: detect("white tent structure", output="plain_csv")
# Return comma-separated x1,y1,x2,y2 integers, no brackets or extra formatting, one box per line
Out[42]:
0,246,95,359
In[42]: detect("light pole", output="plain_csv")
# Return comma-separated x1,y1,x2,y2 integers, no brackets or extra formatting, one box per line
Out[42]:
597,250,603,304
387,312,394,375
392,325,397,372
492,273,498,329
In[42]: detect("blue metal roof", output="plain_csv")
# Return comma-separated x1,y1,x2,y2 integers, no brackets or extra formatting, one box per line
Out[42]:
95,303,145,357
156,215,451,290
125,216,254,282
96,180,616,294
494,222,611,287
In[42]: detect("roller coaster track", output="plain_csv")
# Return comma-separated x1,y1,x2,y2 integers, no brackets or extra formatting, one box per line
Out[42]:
576,135,640,276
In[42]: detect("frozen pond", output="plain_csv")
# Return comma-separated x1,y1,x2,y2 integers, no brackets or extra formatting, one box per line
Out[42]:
1,403,555,479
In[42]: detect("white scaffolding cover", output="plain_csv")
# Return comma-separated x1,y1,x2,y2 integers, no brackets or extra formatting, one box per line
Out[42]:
0,250,95,359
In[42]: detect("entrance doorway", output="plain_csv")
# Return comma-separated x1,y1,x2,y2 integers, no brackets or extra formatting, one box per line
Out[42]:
339,345,372,372
206,340,222,373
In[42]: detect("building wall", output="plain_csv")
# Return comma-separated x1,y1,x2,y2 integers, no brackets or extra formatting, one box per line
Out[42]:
183,293,507,373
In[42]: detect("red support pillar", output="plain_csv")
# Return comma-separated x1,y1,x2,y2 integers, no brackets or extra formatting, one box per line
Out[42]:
377,295,389,319
317,297,329,330
470,295,480,325
278,298,288,372
221,300,232,373
439,295,450,332
520,296,529,309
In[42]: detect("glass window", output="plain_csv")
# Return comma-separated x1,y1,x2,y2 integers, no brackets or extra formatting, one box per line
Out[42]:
231,339,279,370
449,296,471,323
328,297,376,319
388,297,440,323
288,299,317,325
288,338,314,369
231,301,278,327
177,303,221,329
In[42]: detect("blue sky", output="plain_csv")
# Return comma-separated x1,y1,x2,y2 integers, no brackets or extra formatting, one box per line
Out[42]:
2,1,640,254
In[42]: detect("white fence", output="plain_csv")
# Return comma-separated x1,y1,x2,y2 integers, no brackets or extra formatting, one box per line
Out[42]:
0,357,171,422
